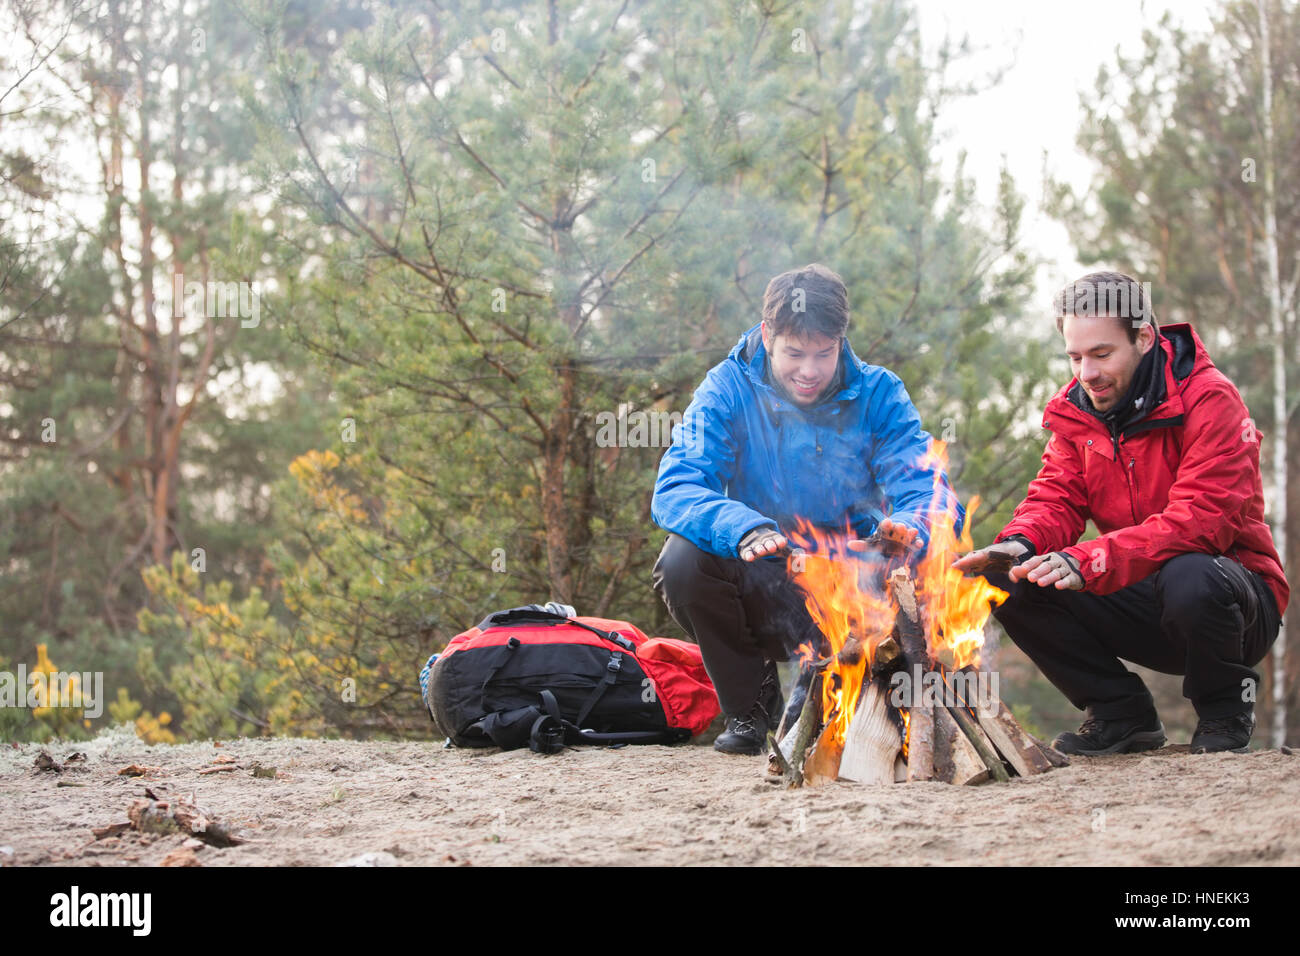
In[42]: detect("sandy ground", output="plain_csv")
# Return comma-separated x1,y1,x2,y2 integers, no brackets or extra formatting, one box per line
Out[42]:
1,725,1297,867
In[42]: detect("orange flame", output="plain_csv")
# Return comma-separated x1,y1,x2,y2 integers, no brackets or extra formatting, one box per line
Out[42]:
785,439,1007,754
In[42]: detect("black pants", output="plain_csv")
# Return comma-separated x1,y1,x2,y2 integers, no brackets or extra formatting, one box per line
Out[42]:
651,533,823,718
989,552,1281,721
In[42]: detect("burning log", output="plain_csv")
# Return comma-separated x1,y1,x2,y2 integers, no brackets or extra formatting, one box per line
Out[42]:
888,567,929,670
837,679,901,784
806,635,865,672
886,567,934,781
869,635,903,678
767,504,1060,790
802,724,844,786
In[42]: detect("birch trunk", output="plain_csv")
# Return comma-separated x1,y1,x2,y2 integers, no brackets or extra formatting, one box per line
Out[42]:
1257,0,1288,747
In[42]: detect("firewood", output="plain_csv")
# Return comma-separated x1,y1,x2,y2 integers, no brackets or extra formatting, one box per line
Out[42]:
976,699,1055,776
870,635,903,678
933,704,990,785
806,636,865,672
946,701,1010,782
776,672,823,786
942,665,1012,782
905,703,935,782
884,567,934,780
837,679,901,784
894,753,907,782
836,636,864,667
765,733,794,781
948,664,1056,777
887,567,930,670
802,724,843,787
1027,734,1071,768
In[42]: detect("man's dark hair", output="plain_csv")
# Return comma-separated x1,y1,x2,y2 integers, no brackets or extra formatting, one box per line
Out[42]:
1053,270,1158,343
762,263,850,340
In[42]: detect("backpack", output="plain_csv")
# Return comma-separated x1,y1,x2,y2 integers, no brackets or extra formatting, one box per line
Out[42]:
420,605,719,753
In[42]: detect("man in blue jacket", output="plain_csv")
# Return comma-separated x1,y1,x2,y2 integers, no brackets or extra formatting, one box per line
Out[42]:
651,264,960,754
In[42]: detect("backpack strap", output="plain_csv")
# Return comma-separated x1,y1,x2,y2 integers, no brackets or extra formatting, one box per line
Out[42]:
529,689,572,754
575,650,623,726
478,607,635,652
479,636,521,697
528,688,684,751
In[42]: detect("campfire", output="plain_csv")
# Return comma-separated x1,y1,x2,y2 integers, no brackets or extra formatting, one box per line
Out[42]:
767,443,1068,787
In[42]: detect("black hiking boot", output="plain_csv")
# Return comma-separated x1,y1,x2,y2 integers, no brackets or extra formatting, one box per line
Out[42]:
1190,711,1255,754
1052,713,1166,756
713,714,767,755
715,660,784,756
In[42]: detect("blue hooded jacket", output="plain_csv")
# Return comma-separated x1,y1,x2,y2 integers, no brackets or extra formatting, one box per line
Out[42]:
651,323,962,558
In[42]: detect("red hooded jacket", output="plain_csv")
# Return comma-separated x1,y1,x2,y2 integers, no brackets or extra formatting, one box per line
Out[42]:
996,323,1288,616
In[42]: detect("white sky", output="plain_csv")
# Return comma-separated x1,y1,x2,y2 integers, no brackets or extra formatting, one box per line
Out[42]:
914,0,1219,305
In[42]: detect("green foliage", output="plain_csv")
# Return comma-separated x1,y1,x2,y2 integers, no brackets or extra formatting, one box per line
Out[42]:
3,0,1058,740
246,0,1050,660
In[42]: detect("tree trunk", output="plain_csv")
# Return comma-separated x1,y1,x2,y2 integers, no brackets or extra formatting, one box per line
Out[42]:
1258,0,1288,747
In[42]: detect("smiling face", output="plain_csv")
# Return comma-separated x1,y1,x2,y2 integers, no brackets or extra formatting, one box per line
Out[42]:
1061,315,1156,412
761,322,841,406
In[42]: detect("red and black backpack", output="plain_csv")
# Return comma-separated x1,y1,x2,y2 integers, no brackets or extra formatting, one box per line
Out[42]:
421,606,719,752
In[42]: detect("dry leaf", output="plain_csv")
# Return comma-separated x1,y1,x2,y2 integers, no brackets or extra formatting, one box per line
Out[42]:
34,752,63,773
160,848,201,867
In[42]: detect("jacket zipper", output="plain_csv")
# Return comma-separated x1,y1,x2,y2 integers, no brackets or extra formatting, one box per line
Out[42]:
1126,455,1139,523
1108,423,1141,523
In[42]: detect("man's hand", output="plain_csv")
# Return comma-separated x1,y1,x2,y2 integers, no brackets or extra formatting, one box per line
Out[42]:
1010,551,1084,590
847,518,921,555
739,526,788,562
951,539,1030,575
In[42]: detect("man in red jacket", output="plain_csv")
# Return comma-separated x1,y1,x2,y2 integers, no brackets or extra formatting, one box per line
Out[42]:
954,271,1287,754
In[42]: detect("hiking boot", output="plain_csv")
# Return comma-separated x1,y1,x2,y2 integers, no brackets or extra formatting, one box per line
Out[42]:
715,661,784,756
1191,711,1255,753
713,713,767,755
1052,713,1166,756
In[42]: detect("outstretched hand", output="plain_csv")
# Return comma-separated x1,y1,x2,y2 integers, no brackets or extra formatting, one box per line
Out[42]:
739,527,789,562
847,518,921,555
951,539,1029,575
1009,551,1084,590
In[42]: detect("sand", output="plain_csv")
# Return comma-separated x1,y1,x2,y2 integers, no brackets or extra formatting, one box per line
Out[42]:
1,726,1296,866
